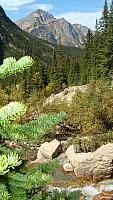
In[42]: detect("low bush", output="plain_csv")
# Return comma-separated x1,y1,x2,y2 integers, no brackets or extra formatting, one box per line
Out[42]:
67,81,113,135
68,131,113,152
41,98,68,114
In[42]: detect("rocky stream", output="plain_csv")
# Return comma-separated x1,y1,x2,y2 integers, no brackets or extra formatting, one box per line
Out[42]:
24,140,113,200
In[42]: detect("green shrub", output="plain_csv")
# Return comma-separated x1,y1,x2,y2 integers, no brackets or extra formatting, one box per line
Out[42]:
41,98,68,115
67,81,113,135
36,160,59,175
47,190,82,200
30,190,82,200
68,131,113,153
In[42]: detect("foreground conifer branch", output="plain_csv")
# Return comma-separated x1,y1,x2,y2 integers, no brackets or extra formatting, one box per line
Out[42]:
0,56,67,199
0,56,34,78
0,102,26,126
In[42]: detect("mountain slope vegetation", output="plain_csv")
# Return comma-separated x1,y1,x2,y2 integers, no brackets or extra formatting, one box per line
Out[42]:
0,5,83,103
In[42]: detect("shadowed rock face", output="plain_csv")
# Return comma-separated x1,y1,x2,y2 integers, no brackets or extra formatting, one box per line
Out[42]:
16,9,90,47
0,6,6,17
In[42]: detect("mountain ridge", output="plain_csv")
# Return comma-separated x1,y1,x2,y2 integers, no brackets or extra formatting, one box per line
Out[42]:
16,9,90,47
0,5,55,63
0,5,82,72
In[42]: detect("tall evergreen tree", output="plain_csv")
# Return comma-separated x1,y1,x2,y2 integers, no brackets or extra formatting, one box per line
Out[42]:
80,29,94,83
105,0,113,74
68,57,80,86
50,47,67,91
97,0,109,78
91,19,100,79
99,0,108,32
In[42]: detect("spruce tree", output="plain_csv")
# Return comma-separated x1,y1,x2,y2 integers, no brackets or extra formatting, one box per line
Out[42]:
91,19,102,79
99,0,108,32
68,57,80,86
97,0,109,78
105,0,113,74
80,29,94,83
50,47,67,92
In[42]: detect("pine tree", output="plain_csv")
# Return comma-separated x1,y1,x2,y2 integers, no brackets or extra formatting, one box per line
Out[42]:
99,0,108,32
82,0,109,81
91,19,101,79
50,47,67,92
97,0,109,78
105,0,113,74
68,57,80,86
80,29,94,83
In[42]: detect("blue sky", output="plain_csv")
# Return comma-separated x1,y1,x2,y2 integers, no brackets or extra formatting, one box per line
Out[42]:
0,0,111,29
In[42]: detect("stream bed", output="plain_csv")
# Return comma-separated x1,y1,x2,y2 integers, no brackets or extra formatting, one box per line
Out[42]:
48,179,113,199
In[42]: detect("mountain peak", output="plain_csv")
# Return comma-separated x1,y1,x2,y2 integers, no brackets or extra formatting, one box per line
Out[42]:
16,8,55,26
34,9,50,14
59,17,68,23
31,9,54,19
16,9,89,47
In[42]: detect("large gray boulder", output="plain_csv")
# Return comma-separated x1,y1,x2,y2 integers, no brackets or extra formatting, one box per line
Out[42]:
65,144,113,181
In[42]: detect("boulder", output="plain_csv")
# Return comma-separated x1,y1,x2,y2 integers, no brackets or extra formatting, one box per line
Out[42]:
37,139,62,163
66,145,91,167
93,190,113,200
66,144,113,181
65,145,75,166
45,85,87,104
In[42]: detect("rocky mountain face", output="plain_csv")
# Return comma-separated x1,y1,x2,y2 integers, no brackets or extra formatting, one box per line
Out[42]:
16,9,89,47
0,6,54,61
